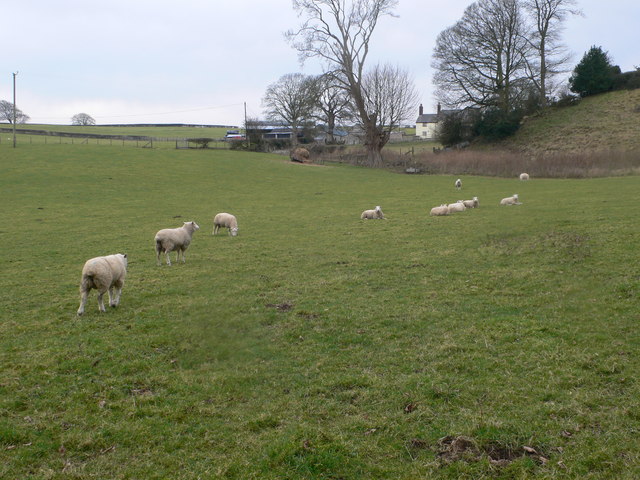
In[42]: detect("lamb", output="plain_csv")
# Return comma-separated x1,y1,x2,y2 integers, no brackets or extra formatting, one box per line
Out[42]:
361,205,385,219
447,201,467,213
430,205,449,216
213,212,238,236
462,196,479,208
500,194,522,205
455,178,462,190
77,253,127,316
519,172,530,181
154,221,200,266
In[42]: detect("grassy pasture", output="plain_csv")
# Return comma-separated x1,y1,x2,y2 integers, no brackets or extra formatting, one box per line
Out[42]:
0,143,639,479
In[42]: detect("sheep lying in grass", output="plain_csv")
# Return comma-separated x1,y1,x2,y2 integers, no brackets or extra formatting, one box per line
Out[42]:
213,212,238,236
77,253,127,316
519,172,530,181
154,221,200,266
447,201,467,213
500,194,522,205
430,205,449,216
361,205,385,219
455,178,462,190
463,197,479,208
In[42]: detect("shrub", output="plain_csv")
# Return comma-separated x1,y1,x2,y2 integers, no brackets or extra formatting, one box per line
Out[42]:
474,109,523,141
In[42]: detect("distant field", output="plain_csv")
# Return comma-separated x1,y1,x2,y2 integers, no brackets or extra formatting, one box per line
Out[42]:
1,143,639,479
1,124,233,139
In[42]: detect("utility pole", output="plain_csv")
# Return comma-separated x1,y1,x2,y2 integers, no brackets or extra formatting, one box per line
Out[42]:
12,72,18,148
244,101,249,148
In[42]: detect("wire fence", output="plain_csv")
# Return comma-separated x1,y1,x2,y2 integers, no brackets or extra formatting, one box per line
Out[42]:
0,128,232,150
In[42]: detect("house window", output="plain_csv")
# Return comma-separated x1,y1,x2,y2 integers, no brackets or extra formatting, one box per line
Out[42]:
422,131,427,137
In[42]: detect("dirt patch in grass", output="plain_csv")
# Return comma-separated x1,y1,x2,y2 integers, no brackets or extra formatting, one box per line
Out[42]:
433,435,549,467
265,302,294,312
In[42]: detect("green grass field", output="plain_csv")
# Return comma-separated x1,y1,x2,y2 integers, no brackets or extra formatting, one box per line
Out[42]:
1,143,638,479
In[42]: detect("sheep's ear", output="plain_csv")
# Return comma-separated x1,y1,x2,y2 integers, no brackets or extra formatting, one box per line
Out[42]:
123,254,127,258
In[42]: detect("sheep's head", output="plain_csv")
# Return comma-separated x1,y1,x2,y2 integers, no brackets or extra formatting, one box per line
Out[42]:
513,194,519,200
185,221,200,231
117,253,128,268
230,227,238,237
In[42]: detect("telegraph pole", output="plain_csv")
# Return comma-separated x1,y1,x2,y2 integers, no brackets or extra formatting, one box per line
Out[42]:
12,72,18,148
244,101,249,148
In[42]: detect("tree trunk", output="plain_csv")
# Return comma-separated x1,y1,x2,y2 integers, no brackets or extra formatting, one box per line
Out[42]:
364,123,388,167
326,112,336,144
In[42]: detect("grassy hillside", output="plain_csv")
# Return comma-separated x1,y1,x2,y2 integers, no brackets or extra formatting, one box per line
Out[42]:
0,143,639,478
500,89,640,154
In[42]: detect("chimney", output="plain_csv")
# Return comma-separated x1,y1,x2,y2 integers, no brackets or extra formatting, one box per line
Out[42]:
437,103,441,115
419,104,423,116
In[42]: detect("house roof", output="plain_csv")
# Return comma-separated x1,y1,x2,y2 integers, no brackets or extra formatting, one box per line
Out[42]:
416,109,462,124
416,114,439,123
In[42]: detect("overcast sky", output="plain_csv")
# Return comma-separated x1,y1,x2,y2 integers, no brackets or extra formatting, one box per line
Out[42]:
1,0,637,126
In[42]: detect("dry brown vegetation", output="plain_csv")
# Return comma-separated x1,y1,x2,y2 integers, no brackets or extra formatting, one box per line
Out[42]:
315,89,640,178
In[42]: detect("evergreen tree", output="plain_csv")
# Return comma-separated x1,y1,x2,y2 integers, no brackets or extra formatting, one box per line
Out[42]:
569,46,615,97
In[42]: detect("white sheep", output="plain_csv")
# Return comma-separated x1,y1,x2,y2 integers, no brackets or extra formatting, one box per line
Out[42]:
213,212,239,236
430,205,449,216
154,221,200,266
447,201,467,213
455,178,462,190
519,172,530,181
361,205,385,219
77,253,127,316
462,197,479,208
500,194,522,205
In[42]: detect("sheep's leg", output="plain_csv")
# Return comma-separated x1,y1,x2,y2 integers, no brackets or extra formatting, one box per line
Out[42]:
97,289,107,312
108,285,122,307
181,248,187,263
165,250,172,266
77,289,88,316
111,285,122,307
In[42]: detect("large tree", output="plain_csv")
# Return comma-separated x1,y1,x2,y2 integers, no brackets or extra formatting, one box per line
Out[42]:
0,100,30,124
522,0,581,106
311,73,352,144
71,113,96,126
262,73,317,147
287,0,399,167
569,46,616,97
432,0,532,114
359,63,418,141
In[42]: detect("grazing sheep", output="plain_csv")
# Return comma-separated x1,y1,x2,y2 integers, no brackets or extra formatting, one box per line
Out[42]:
430,205,450,216
463,196,479,208
290,147,310,163
447,201,467,213
213,212,238,236
361,205,385,219
77,253,127,316
500,194,522,205
455,178,462,190
519,172,530,181
154,221,200,266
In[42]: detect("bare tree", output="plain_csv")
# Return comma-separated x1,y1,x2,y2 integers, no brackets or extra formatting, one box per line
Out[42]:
360,63,418,142
521,0,581,106
0,100,30,124
262,73,317,147
71,113,96,126
432,0,532,113
286,0,399,167
311,74,352,143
